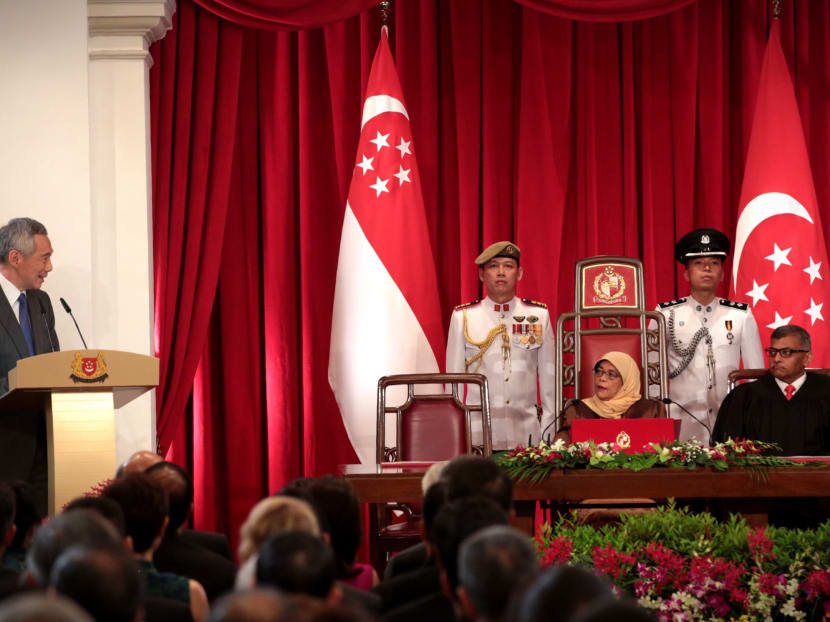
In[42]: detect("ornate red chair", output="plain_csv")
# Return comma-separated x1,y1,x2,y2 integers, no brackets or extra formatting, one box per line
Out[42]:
555,256,669,421
371,373,491,572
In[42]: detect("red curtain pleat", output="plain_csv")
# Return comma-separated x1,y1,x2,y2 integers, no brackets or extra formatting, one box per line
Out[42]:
149,0,830,543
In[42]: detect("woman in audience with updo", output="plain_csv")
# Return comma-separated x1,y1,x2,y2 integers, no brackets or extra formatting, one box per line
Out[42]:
235,495,320,590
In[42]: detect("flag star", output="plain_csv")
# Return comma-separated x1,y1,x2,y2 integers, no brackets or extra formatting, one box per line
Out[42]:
764,243,792,271
766,311,793,330
396,137,412,158
745,280,769,307
369,131,390,152
805,298,824,326
356,154,374,176
369,176,390,197
393,165,411,186
803,256,823,284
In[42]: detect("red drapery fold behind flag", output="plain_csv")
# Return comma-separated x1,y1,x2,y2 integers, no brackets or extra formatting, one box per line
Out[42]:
730,20,830,363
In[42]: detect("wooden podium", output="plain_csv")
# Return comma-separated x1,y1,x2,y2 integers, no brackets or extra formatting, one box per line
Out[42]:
0,350,158,514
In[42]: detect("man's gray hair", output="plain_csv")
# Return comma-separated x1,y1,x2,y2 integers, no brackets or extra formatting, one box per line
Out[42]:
0,218,48,264
458,525,539,622
0,593,94,622
770,324,812,351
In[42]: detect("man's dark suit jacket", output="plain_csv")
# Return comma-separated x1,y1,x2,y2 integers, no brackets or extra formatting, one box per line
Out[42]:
153,532,236,603
0,288,58,487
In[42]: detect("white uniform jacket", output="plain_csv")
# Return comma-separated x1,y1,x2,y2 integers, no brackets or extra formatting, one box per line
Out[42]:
655,296,764,444
446,296,555,449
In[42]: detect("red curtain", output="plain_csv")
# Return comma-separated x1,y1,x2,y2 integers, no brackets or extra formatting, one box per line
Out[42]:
150,0,830,539
192,0,378,30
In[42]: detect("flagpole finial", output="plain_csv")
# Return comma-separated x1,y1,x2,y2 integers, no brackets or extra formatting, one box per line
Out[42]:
379,1,391,27
771,0,782,19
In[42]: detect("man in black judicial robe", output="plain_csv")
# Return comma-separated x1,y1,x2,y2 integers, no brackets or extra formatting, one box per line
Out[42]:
713,324,830,528
713,324,830,455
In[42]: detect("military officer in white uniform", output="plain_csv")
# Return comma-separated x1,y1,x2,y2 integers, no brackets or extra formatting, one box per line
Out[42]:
446,241,555,449
655,228,764,445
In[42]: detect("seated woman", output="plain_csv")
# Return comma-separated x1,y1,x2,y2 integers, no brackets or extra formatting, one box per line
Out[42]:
554,351,666,444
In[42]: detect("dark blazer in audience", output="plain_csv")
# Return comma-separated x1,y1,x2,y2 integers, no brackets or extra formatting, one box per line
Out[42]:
154,532,236,602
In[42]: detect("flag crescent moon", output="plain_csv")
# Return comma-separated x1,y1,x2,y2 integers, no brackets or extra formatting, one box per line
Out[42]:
361,95,408,129
732,192,813,289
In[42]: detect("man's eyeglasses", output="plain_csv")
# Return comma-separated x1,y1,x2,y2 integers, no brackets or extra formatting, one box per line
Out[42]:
764,347,810,358
593,368,621,380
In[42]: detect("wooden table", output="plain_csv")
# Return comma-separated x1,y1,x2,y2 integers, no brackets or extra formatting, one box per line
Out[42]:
342,462,830,544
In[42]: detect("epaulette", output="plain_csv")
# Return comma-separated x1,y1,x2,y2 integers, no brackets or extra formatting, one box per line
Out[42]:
454,300,480,311
719,298,748,311
522,298,547,308
658,298,687,309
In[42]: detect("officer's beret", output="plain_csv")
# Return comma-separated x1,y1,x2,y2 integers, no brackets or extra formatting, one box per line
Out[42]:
475,241,521,265
675,228,730,263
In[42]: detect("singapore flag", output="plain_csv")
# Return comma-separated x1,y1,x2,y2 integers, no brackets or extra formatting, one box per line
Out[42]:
731,20,830,365
328,28,444,464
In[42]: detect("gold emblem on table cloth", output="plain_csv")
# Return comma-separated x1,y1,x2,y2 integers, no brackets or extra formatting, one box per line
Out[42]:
615,430,631,449
593,265,627,303
70,352,109,384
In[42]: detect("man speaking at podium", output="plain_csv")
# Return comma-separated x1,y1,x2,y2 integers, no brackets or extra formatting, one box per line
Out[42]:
0,218,59,514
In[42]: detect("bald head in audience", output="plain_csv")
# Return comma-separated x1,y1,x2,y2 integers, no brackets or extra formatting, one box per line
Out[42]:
116,450,162,478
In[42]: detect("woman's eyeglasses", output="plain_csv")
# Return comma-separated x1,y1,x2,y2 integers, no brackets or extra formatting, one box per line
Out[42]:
593,368,620,380
764,347,809,359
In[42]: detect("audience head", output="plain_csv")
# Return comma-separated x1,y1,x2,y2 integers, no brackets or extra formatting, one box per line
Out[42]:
305,476,362,577
421,461,448,494
0,593,93,622
25,511,121,588
239,495,320,564
768,324,813,383
440,455,513,511
8,481,41,553
570,597,656,622
50,546,143,622
145,461,194,536
518,565,613,622
255,532,338,602
422,481,447,542
207,589,286,622
115,450,162,479
0,484,17,553
64,496,126,538
457,525,539,622
430,495,509,593
101,472,168,554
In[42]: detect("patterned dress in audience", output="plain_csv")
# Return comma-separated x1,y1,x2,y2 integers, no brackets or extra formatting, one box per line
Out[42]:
138,560,190,604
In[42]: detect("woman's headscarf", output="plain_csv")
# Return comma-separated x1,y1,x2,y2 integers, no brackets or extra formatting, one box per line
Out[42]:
581,351,641,419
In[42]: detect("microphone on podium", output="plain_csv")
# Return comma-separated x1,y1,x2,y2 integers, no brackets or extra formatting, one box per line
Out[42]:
59,297,88,349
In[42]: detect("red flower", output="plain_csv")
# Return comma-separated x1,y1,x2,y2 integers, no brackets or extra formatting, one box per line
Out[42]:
747,526,776,563
540,536,574,568
805,569,830,600
592,543,635,579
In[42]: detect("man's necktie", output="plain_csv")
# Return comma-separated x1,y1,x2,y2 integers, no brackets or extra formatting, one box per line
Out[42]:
785,384,795,401
17,292,35,356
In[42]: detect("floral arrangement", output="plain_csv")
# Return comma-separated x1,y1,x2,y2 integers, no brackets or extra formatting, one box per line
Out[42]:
536,504,830,621
493,438,817,483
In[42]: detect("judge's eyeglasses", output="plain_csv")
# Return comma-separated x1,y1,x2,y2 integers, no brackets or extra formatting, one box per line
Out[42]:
764,347,809,359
